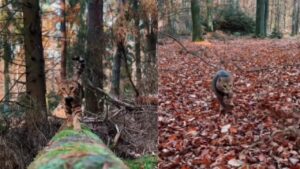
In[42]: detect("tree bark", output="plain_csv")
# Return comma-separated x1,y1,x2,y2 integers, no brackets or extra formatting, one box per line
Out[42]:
1,1,11,114
274,0,281,33
133,0,142,91
264,0,269,35
86,0,104,114
291,0,300,35
60,0,67,79
256,0,268,37
165,0,174,33
111,42,122,96
142,0,158,95
207,0,214,32
28,127,128,169
3,35,11,114
191,0,203,41
22,0,47,116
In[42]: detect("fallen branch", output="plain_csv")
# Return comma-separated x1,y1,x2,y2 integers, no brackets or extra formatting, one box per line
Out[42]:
159,32,219,69
87,80,141,111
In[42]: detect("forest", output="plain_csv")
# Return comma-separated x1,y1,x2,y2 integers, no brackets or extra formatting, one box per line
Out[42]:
158,0,300,168
0,0,157,169
0,0,300,169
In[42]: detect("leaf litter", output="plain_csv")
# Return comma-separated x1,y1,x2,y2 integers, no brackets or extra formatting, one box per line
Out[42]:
158,38,300,169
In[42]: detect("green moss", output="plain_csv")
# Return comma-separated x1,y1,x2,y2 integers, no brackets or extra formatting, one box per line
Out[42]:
28,126,128,169
125,155,158,169
30,143,124,168
51,126,100,142
37,159,66,169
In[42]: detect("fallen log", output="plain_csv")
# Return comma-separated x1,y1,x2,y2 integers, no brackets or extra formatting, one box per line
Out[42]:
28,125,128,169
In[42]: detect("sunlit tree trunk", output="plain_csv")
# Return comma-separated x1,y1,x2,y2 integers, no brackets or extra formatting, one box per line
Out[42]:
22,0,47,117
191,0,203,41
86,0,104,113
207,0,214,32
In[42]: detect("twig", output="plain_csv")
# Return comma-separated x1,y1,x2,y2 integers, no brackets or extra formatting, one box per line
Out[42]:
0,73,25,103
112,124,121,148
110,108,124,119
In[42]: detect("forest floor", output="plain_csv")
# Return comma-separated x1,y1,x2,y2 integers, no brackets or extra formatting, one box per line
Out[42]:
158,37,300,168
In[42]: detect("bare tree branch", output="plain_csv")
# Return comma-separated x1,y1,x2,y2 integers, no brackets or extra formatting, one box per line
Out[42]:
86,80,141,110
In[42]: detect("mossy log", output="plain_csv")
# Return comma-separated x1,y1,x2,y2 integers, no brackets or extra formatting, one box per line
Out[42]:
28,126,128,169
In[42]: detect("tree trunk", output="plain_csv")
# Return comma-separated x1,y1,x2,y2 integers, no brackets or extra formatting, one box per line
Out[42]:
292,0,300,35
191,0,203,41
144,31,157,95
165,0,174,33
1,2,11,114
133,0,142,91
264,0,269,35
28,127,128,169
86,0,104,114
256,0,268,37
111,42,122,96
143,0,158,95
3,36,11,114
207,0,214,32
22,0,47,116
274,0,281,33
60,0,67,79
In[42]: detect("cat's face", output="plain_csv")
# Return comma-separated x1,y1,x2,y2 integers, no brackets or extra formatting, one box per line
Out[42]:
58,80,81,100
217,77,233,94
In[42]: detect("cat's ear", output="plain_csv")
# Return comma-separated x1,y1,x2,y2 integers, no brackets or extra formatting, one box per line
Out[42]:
218,77,224,83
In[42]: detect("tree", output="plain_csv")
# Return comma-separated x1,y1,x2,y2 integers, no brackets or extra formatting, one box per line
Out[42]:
256,0,269,37
111,40,123,96
165,0,175,33
60,0,67,79
111,0,140,97
0,0,12,114
273,0,281,34
86,0,104,113
3,35,11,114
133,0,142,91
291,0,300,36
191,0,203,41
141,0,158,94
207,0,214,32
111,0,126,96
22,0,47,117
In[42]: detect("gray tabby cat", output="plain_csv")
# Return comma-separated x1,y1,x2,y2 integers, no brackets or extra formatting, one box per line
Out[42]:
212,70,234,113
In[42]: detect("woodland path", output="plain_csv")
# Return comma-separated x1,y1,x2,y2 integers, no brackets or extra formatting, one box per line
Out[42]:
158,38,300,168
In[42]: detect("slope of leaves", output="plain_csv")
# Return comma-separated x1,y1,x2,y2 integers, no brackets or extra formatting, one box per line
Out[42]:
158,38,300,169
